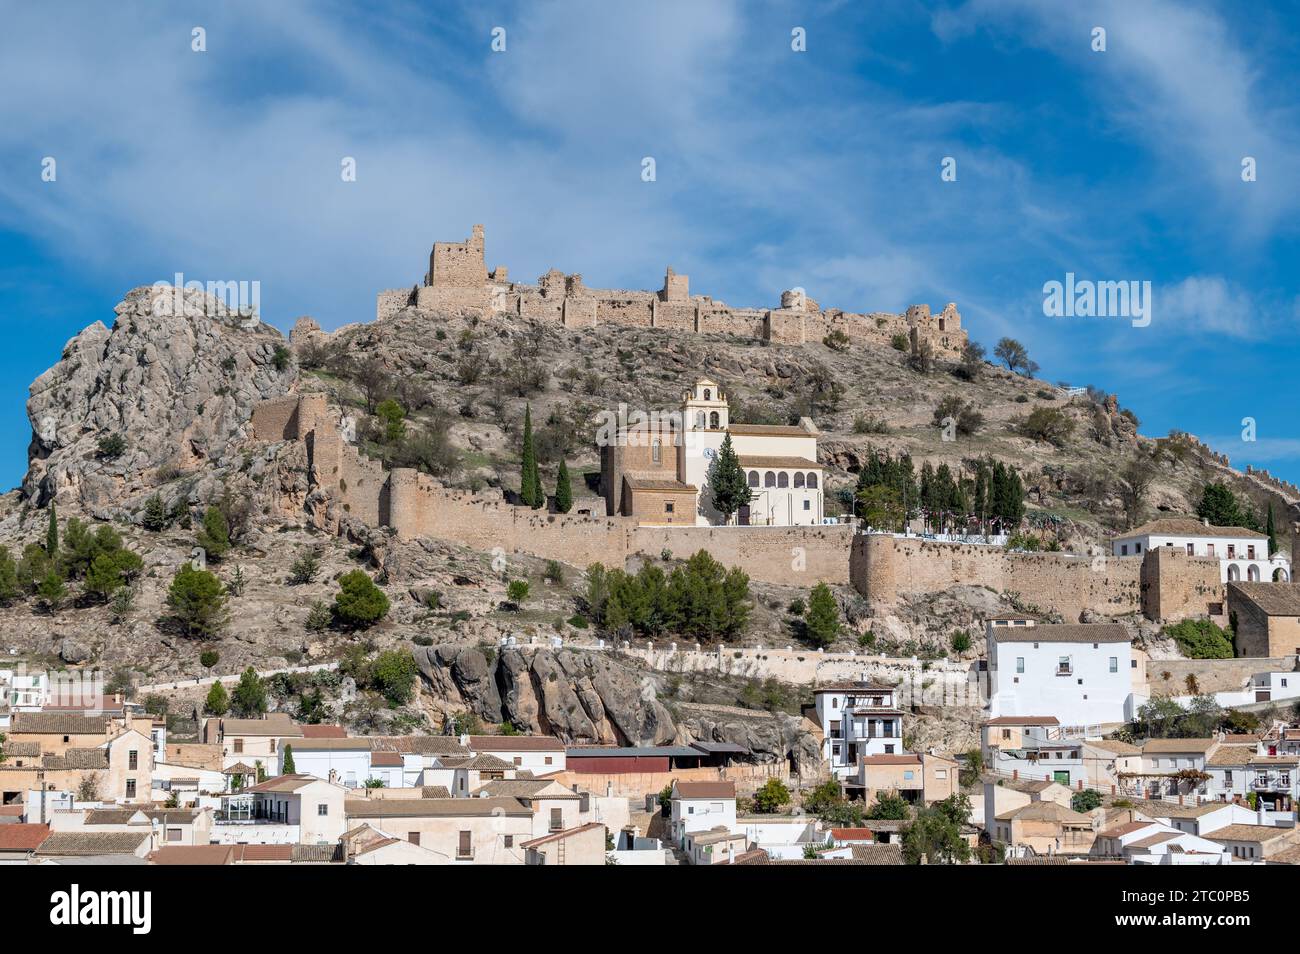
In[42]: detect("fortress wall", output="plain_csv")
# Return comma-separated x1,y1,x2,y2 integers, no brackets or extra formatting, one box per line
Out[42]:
250,396,300,442
518,290,564,323
630,524,854,585
376,288,414,322
596,298,653,328
1140,547,1225,623
653,301,696,332
850,534,1145,621
1146,657,1295,697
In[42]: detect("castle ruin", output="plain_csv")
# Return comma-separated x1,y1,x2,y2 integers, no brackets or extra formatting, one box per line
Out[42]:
376,225,967,358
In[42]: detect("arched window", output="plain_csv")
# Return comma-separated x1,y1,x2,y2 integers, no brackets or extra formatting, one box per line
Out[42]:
1276,568,1291,582
793,472,805,488
747,471,759,488
695,411,705,429
807,472,819,489
651,439,661,463
764,472,776,488
703,388,711,401
1248,565,1261,582
777,472,789,488
709,411,720,429
1227,563,1240,582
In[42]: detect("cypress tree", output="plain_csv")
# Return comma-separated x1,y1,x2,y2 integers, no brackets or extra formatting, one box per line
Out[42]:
555,460,573,514
520,405,541,508
1267,504,1278,557
46,502,58,558
708,434,751,524
282,744,296,774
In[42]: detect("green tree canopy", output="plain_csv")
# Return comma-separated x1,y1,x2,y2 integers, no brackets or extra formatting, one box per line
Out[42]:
707,433,751,523
196,505,231,561
231,667,268,718
166,564,230,637
204,679,230,716
803,582,840,648
554,459,573,514
333,569,390,629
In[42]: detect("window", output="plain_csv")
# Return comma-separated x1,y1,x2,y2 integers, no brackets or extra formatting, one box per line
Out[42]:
1109,657,1118,673
651,439,661,463
903,771,914,780
458,831,472,858
1121,545,1128,556
504,835,513,848
125,779,136,799
709,411,719,429
128,750,138,770
1248,545,1257,559
703,388,711,401
803,500,810,511
317,804,329,816
665,501,674,514
550,808,563,831
1057,656,1072,675
1225,771,1233,785
1186,543,1194,555
807,473,818,489
777,472,789,488
764,472,776,487
747,471,759,487
794,472,806,488
167,828,182,842
1135,543,1142,553
884,744,895,754
1207,543,1215,557
935,770,947,779
234,739,244,754
1016,657,1025,673
1228,545,1236,558
409,832,420,846
1001,729,1010,740
544,756,553,765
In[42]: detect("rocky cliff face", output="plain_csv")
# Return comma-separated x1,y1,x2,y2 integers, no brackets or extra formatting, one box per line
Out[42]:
414,643,822,775
24,285,294,509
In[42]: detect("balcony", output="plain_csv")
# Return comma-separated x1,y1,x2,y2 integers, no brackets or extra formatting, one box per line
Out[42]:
1055,666,1073,676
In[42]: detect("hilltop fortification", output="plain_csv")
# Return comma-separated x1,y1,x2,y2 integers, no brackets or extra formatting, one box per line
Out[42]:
375,225,967,358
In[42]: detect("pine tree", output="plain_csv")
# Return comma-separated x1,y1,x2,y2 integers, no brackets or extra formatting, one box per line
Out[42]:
554,460,573,514
46,502,58,558
803,582,840,648
708,434,751,524
142,494,169,532
204,679,230,716
520,405,542,508
195,505,231,561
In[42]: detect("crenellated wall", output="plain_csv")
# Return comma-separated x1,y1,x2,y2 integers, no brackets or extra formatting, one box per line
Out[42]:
372,225,968,358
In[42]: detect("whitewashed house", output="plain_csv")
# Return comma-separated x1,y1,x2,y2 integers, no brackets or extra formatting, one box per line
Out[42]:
1110,517,1289,583
465,735,566,774
986,619,1140,727
668,781,737,847
982,718,1087,787
812,681,905,779
1092,820,1230,865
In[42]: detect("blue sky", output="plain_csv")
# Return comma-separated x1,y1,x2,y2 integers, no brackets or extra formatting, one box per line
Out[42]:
1,0,1298,491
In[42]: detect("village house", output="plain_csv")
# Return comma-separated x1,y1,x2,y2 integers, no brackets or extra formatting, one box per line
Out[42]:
1227,583,1300,657
991,800,1096,858
465,735,567,774
668,780,737,848
214,774,347,846
1,712,154,805
682,825,750,865
1079,738,1143,788
1204,743,1298,818
343,796,535,863
982,717,1089,787
522,821,609,865
853,752,958,807
34,830,152,862
1207,823,1300,862
1091,820,1231,865
1134,799,1271,838
600,379,825,526
812,681,906,779
981,777,1074,835
1111,517,1289,583
203,713,303,775
0,823,51,863
985,618,1141,727
1129,738,1218,801
473,778,584,837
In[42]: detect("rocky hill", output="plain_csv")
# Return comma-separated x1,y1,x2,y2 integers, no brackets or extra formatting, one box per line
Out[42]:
2,285,1294,755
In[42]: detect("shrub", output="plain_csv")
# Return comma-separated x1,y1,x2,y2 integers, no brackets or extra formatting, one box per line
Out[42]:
195,505,231,561
333,570,390,629
567,614,589,629
787,598,805,617
543,561,565,585
751,778,792,813
370,650,418,706
305,600,332,632
96,433,127,459
1163,619,1234,659
823,329,850,352
272,345,292,371
288,549,321,585
1071,789,1103,813
950,630,972,653
890,333,909,351
200,650,220,668
166,564,229,637
1015,406,1074,446
506,579,530,609
852,415,888,435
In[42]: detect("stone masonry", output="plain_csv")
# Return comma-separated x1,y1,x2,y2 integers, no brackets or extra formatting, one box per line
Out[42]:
374,225,968,359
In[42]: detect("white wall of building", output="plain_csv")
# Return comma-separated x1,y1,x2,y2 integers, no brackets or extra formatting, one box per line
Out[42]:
989,634,1135,726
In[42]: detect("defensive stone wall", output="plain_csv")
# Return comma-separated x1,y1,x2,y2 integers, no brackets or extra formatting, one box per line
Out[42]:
252,393,1225,624
372,225,968,358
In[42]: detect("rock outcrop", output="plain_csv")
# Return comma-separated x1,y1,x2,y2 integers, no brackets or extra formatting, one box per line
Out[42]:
24,284,294,508
413,642,818,771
